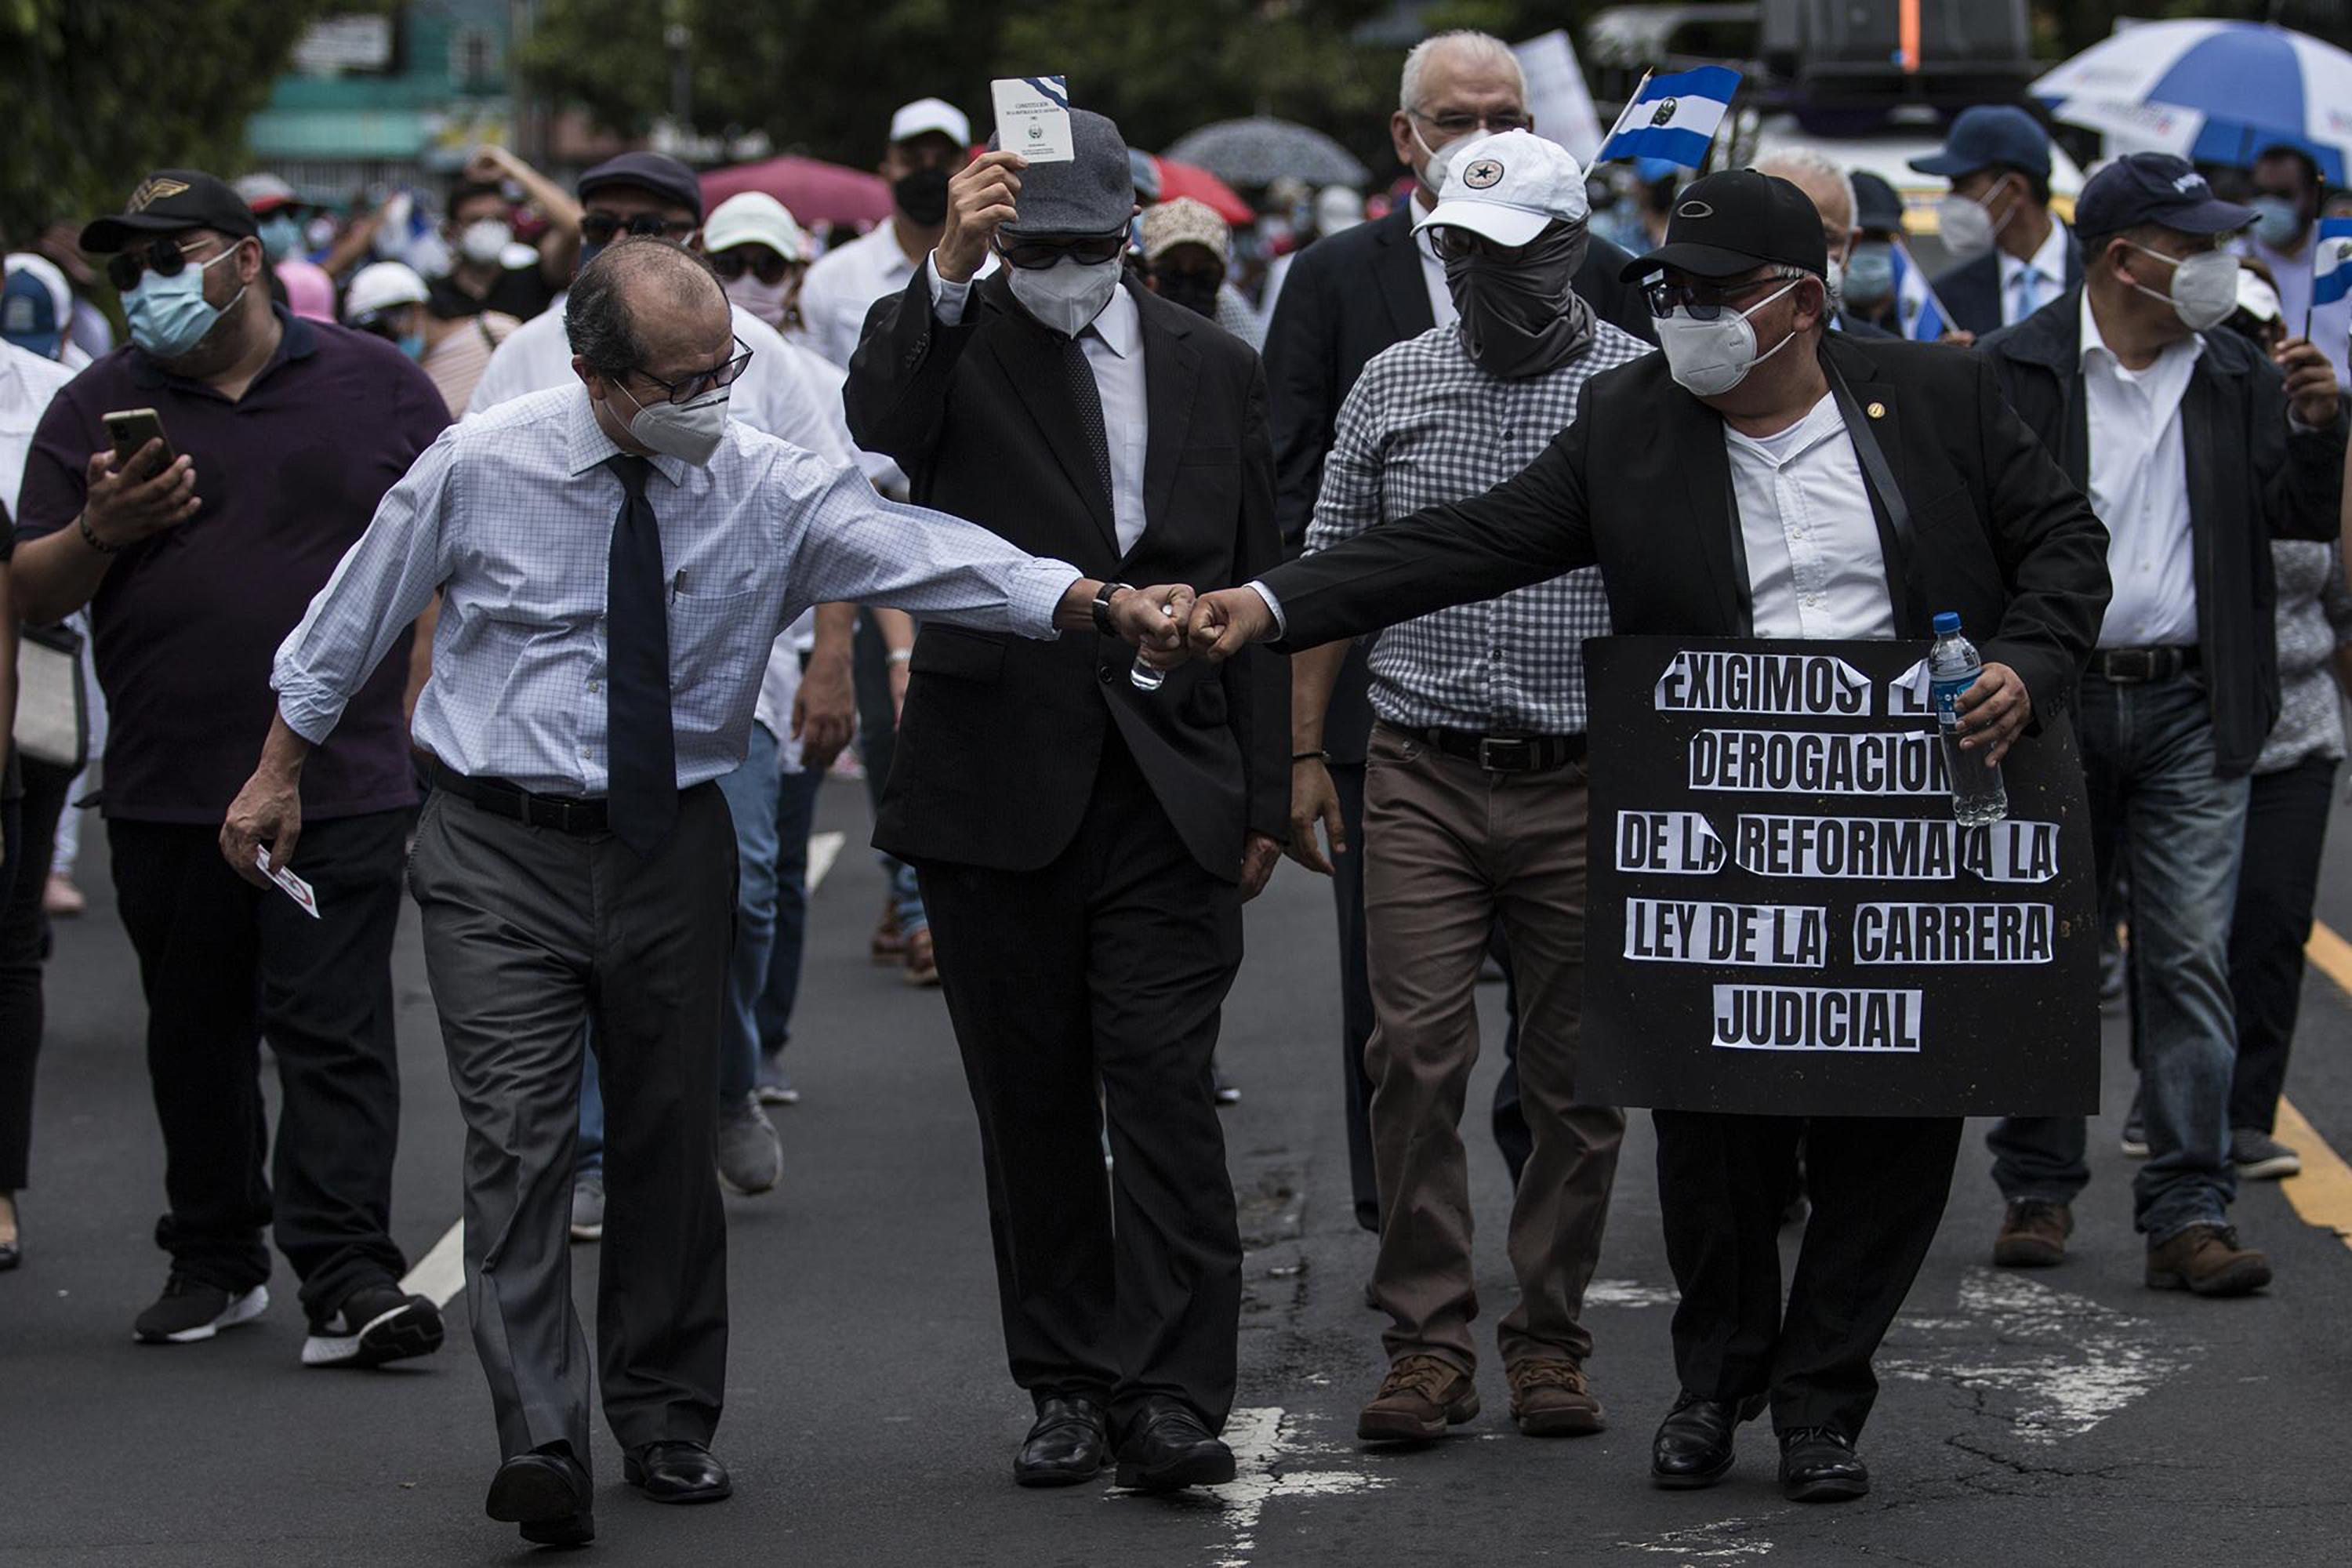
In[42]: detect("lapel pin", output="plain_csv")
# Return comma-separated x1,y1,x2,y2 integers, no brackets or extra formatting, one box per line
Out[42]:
1866,401,1887,419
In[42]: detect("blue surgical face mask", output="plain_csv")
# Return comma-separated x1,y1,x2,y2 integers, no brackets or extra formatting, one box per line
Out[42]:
1843,241,1896,307
2251,194,2304,249
397,328,426,361
124,245,246,361
258,212,303,263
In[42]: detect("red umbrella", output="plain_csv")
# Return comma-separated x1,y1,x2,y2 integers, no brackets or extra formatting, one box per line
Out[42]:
699,155,892,230
1148,157,1255,227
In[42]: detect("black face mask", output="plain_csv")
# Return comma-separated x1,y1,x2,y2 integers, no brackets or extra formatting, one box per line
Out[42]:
894,166,952,227
1154,270,1221,320
1442,223,1595,379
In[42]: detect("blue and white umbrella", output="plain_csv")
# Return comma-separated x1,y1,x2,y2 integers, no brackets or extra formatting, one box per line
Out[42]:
2031,20,2352,184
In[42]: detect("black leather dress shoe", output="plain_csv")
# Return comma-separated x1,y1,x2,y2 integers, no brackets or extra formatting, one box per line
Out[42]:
1779,1426,1870,1502
485,1446,594,1546
1014,1394,1110,1487
1113,1399,1236,1493
624,1440,733,1504
1650,1391,1767,1490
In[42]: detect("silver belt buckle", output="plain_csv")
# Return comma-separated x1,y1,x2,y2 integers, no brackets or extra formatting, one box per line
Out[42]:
1478,736,1526,771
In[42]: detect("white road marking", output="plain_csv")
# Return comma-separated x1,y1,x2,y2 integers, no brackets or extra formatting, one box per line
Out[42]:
399,1218,465,1308
806,830,845,894
1102,1406,1381,1567
1621,1518,1778,1559
1585,1278,1682,1309
1878,1266,2184,1443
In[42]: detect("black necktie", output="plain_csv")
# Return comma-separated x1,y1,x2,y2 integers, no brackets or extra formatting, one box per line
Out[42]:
603,454,677,855
1058,332,1114,521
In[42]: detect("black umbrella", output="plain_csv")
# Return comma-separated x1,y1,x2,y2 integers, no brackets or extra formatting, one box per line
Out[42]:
1162,118,1373,190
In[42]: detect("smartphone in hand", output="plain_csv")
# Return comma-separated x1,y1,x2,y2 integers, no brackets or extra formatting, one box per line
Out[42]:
101,407,175,480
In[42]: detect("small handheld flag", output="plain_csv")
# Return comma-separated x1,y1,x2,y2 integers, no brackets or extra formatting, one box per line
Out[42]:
1889,241,1950,343
1596,66,1743,169
2309,217,2352,313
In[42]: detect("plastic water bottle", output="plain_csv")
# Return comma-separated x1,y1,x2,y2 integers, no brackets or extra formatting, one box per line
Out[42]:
1929,610,2008,826
1130,602,1174,691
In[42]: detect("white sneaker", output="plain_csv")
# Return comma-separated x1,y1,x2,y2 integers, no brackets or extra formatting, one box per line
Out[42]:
133,1277,269,1344
571,1173,605,1243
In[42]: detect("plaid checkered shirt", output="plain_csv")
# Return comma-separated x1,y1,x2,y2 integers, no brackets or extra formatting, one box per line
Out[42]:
1304,320,1653,735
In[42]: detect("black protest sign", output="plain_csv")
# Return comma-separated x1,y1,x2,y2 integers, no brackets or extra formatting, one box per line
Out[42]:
1581,636,2098,1117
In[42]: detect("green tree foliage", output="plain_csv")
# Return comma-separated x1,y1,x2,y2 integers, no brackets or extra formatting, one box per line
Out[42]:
0,0,353,241
518,0,1404,177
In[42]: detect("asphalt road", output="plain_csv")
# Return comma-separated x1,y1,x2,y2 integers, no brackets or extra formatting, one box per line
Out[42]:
6,778,2352,1566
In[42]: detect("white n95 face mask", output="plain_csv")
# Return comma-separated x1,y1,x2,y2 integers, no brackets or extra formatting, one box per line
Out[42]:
614,381,731,466
2125,242,2240,332
1009,255,1123,339
459,219,513,266
1654,278,1802,398
1934,180,2016,262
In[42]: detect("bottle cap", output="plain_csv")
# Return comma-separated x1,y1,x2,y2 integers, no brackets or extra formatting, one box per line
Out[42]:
1932,612,1962,636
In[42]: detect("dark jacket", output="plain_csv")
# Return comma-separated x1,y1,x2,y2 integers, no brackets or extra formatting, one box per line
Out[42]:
844,269,1288,879
1261,201,1652,758
1980,290,2349,775
1260,332,2113,729
1932,222,2083,337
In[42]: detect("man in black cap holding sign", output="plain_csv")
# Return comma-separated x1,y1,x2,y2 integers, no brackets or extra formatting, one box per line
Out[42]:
13,169,450,1361
1152,168,2111,1501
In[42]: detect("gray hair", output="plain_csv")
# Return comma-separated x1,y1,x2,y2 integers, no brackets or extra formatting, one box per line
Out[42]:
1400,31,1524,112
1755,149,1857,233
565,238,725,380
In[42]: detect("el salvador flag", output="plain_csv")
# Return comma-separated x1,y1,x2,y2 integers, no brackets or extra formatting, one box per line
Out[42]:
1598,66,1742,168
1889,243,1949,343
2313,218,2352,309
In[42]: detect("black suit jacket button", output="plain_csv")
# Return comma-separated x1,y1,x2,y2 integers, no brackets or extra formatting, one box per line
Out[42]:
1098,663,1116,684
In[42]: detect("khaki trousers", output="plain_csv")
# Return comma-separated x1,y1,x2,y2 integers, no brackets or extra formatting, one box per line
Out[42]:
1362,723,1625,1372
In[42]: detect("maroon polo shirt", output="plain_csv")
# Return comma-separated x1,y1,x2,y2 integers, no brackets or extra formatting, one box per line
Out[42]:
16,308,449,823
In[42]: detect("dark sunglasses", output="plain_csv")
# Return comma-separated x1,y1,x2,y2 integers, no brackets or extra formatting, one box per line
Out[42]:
580,211,700,247
1430,227,1540,264
631,336,753,405
1643,274,1802,321
993,231,1129,270
1409,108,1530,139
105,236,231,292
709,247,796,285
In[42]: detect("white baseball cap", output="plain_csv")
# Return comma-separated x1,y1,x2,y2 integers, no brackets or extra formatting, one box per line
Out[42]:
343,260,429,324
703,192,811,262
890,97,971,148
2236,268,2282,324
1414,129,1592,249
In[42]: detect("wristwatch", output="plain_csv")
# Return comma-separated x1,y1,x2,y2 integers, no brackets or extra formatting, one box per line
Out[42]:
1091,581,1134,639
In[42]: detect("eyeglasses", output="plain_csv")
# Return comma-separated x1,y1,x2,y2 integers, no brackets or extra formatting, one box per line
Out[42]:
580,212,700,247
709,246,796,285
631,336,753,405
1643,274,1806,321
105,237,231,292
993,231,1131,270
1408,107,1530,140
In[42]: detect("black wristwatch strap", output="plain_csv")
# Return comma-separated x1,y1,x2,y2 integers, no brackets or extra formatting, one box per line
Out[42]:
1091,581,1134,639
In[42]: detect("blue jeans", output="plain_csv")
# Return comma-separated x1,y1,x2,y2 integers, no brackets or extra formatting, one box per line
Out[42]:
714,724,783,1103
1988,671,2249,1240
579,724,782,1171
755,763,824,1055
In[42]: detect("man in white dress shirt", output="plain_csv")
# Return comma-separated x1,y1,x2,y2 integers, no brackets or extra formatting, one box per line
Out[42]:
220,240,1189,1547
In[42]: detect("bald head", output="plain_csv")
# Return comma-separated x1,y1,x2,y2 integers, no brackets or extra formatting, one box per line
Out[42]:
568,237,729,383
1756,150,1857,269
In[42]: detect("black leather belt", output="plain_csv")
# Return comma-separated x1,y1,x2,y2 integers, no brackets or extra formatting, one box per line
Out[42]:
1388,723,1588,774
2088,646,2200,684
425,757,611,835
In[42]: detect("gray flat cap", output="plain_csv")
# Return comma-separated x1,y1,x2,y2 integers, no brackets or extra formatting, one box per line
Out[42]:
994,107,1133,238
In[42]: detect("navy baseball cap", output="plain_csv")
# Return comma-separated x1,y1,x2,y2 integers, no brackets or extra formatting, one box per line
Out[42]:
1,268,59,358
1909,105,2051,183
577,151,704,222
2075,153,2255,241
1850,170,1906,234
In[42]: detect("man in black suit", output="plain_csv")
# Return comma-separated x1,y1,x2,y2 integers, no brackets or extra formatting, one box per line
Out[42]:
844,108,1287,1495
1911,106,2081,339
1263,28,1653,1229
1157,171,2111,1503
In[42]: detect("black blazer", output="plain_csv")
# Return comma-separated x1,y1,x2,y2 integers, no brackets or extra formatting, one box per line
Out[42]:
1980,291,2349,775
1261,332,2113,728
844,270,1288,880
1261,202,1653,757
1931,223,2083,337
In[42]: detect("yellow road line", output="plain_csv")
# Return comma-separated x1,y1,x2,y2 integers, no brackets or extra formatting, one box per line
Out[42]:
2285,922,2352,1253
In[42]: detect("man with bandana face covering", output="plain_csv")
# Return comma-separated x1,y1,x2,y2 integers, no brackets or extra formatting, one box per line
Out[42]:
844,107,1288,1495
1285,128,1647,1448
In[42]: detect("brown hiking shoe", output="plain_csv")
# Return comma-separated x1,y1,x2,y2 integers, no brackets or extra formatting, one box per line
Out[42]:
1992,1199,2072,1268
1358,1354,1479,1443
2146,1224,2272,1297
1507,1357,1605,1436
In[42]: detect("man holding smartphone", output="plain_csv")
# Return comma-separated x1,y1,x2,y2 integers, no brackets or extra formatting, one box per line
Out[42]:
11,169,452,1365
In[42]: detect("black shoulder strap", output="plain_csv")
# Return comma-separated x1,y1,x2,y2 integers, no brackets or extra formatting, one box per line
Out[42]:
1824,359,1915,567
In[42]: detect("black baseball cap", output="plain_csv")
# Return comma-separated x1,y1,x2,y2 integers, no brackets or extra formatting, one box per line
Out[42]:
2074,152,2255,242
577,151,705,222
1850,170,1907,234
80,169,260,253
1621,168,1828,282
